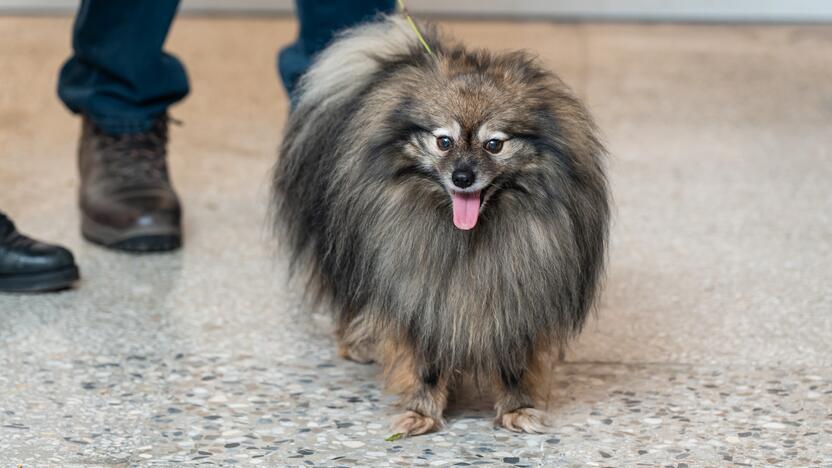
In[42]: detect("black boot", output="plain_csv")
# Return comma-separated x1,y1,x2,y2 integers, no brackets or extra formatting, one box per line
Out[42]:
0,213,80,292
79,115,182,252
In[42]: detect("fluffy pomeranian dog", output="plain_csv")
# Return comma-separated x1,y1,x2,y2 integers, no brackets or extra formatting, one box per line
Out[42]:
272,16,609,436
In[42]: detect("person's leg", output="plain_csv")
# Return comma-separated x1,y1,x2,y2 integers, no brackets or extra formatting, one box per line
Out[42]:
59,0,187,253
278,0,397,99
58,0,188,134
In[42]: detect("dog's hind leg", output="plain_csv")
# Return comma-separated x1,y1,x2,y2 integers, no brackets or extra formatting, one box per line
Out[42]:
336,313,377,364
382,337,447,437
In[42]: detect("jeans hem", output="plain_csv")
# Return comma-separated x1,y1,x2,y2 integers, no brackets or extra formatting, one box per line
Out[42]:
83,111,166,135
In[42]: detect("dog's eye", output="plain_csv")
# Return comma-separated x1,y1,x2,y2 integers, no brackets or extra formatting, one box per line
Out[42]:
436,136,453,151
484,139,503,154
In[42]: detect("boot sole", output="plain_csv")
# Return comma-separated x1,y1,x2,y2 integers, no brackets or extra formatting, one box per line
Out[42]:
82,214,182,253
0,265,80,293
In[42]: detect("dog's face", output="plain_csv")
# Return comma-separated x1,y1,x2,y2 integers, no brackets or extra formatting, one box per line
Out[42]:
397,54,558,230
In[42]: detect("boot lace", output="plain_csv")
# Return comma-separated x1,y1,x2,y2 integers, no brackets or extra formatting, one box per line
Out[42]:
96,118,173,186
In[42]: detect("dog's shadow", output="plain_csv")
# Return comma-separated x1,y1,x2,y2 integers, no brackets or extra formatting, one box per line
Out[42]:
442,360,639,423
305,313,637,425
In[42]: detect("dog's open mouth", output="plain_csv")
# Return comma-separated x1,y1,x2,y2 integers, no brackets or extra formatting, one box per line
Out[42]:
451,190,481,230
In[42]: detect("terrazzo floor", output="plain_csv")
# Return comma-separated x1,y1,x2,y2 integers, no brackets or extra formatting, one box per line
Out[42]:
1,15,831,468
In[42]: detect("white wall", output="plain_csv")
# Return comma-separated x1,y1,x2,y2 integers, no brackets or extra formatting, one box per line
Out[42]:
411,0,832,21
1,0,831,22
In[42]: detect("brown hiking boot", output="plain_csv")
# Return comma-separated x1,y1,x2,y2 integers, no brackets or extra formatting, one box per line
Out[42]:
78,115,182,252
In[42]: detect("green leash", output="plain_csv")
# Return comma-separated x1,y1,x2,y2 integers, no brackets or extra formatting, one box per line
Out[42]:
397,0,435,57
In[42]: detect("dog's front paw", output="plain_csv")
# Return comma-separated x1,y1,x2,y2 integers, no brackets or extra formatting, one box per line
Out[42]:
391,410,443,437
497,407,552,433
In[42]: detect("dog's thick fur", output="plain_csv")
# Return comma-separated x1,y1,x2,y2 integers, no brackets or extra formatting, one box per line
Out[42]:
272,16,609,435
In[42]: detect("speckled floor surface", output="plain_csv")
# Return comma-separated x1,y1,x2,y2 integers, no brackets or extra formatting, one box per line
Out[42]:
1,15,831,467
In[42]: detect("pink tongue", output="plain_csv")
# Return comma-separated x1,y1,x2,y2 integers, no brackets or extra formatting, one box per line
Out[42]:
451,191,481,230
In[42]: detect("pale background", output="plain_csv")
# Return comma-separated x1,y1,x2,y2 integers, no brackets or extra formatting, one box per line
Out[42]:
1,0,832,21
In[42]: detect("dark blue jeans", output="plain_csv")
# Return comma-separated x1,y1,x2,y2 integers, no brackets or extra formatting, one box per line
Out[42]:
58,0,396,135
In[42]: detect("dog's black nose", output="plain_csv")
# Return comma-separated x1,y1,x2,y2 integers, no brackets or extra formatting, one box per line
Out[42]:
451,168,475,188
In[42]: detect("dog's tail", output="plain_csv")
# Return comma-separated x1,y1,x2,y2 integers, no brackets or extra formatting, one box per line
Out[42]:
296,15,438,109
